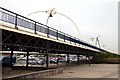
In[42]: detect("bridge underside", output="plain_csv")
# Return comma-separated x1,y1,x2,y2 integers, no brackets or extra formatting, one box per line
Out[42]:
2,29,98,55
1,29,97,67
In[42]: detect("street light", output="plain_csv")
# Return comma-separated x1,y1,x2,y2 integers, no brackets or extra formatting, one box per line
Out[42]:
26,9,55,25
26,8,80,38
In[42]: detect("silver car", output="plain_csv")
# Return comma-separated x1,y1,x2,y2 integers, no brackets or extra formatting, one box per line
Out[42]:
28,59,44,65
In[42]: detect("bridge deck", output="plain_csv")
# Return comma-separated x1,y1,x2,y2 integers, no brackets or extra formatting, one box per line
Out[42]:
0,7,109,68
1,22,98,54
0,21,98,53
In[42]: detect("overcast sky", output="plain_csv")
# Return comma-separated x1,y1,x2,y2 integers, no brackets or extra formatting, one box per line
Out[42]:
0,0,119,53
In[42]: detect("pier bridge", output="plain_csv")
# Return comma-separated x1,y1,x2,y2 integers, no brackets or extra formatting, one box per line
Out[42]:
0,7,110,68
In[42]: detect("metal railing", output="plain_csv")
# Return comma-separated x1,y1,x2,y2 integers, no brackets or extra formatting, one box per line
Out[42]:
0,7,108,52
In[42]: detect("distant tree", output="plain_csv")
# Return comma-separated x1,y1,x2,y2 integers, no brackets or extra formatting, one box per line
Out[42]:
92,52,119,63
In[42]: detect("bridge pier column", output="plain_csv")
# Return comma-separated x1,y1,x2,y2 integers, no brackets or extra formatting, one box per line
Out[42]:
26,51,29,67
10,50,13,68
57,53,59,65
67,54,69,66
46,50,49,68
86,54,91,66
88,54,91,66
77,54,80,65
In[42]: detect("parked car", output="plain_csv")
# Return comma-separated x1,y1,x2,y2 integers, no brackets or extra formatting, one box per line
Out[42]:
1,56,16,66
28,58,44,65
72,58,77,61
19,55,36,60
58,57,67,62
50,59,57,64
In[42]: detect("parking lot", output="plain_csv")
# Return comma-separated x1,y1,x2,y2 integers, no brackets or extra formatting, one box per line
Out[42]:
2,53,119,79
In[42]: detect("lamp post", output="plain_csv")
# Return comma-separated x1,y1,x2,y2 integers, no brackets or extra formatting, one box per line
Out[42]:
26,9,55,25
45,8,55,25
26,8,80,38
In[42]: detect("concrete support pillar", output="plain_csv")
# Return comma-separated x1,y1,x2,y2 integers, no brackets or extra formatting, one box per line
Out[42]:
26,51,29,67
88,54,91,66
46,50,49,68
67,54,69,66
10,50,13,67
57,53,59,65
77,55,80,65
86,54,91,66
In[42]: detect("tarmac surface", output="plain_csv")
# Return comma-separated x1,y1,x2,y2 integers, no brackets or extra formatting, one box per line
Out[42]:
43,64,118,78
2,63,119,79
